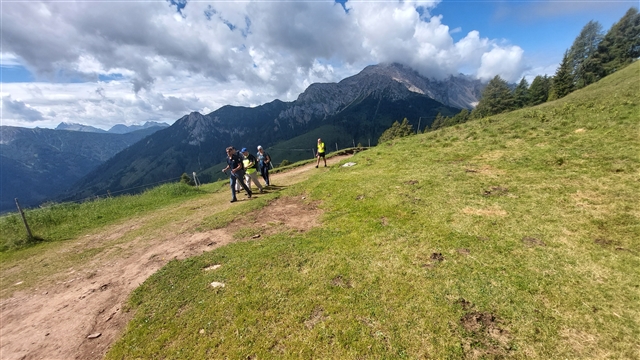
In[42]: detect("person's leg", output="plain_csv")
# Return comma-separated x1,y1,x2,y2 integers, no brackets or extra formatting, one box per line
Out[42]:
229,175,237,202
249,172,263,191
316,154,320,168
261,167,270,186
323,154,327,166
244,173,252,191
236,171,252,197
260,165,267,183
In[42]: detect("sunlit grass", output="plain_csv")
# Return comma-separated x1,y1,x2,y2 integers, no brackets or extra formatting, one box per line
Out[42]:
107,63,639,358
0,182,225,253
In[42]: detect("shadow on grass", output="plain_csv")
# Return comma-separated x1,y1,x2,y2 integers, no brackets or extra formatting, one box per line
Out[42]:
1,235,48,253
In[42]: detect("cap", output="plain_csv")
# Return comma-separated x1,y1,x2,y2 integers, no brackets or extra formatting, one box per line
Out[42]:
257,145,263,150
241,147,247,152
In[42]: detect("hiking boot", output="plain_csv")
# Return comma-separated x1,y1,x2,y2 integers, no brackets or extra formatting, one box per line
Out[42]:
259,189,265,193
315,165,318,168
230,199,237,203
248,192,253,198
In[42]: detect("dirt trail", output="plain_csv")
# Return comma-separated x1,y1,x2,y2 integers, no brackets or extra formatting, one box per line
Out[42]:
0,155,350,360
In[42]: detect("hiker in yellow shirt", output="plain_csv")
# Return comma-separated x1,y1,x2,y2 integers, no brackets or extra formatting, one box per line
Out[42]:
241,148,264,193
316,138,327,168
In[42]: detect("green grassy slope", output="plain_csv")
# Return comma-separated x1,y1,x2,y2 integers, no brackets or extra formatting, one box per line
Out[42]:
0,183,215,253
107,62,639,359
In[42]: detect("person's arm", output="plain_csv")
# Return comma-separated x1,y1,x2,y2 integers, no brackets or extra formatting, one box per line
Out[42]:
265,153,271,164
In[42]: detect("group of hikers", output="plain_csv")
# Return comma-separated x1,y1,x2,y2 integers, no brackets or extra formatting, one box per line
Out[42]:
223,138,327,203
222,145,272,203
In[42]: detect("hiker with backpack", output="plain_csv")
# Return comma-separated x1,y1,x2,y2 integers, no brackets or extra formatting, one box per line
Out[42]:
241,148,264,193
256,145,271,186
222,146,252,203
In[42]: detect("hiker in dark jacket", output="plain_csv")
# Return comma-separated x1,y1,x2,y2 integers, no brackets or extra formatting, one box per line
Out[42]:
222,146,252,203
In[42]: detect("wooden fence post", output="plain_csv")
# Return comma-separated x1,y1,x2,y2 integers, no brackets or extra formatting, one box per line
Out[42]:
14,198,33,240
192,172,200,187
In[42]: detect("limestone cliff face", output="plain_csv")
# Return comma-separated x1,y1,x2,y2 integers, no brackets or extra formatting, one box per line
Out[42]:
179,63,483,146
277,63,482,132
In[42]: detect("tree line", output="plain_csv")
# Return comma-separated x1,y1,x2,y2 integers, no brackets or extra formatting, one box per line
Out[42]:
430,7,639,130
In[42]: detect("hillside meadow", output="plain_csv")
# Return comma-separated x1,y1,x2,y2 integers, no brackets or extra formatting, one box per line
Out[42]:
105,62,639,358
0,62,637,359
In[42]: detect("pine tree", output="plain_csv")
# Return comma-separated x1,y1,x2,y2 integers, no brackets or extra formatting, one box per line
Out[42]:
513,77,530,109
550,51,574,100
568,20,604,89
452,109,470,125
430,113,445,131
378,118,414,143
583,8,640,83
528,75,551,106
600,8,640,74
474,75,515,118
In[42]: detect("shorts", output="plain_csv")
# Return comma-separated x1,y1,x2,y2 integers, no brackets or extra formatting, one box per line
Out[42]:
317,152,325,158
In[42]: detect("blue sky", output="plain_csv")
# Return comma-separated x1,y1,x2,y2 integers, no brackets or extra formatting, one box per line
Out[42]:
1,0,636,129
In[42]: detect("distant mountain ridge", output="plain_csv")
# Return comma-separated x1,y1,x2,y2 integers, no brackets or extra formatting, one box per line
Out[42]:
107,121,170,134
0,126,166,212
55,121,170,134
63,63,483,200
56,122,107,133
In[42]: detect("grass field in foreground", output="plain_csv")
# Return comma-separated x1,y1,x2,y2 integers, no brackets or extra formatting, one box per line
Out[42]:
106,62,638,358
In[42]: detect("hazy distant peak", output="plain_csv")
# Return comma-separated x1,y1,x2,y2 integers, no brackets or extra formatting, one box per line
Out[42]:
56,122,107,133
108,121,170,134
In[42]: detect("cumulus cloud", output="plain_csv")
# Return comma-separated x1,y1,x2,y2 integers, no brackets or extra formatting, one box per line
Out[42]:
477,46,526,82
1,0,529,128
1,96,44,122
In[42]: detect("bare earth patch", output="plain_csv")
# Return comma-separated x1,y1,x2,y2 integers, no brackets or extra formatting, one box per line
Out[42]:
0,156,349,360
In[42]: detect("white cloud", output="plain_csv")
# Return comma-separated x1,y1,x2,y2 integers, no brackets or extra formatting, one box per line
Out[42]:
1,0,530,129
477,46,526,82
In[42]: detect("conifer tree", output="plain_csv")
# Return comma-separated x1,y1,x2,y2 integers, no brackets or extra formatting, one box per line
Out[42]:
474,75,515,118
378,118,414,143
550,51,574,100
583,8,640,83
430,113,445,131
528,75,551,106
568,20,604,89
513,77,530,109
452,109,470,124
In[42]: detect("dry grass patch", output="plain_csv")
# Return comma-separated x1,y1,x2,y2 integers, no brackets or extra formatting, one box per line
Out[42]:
560,328,599,357
461,206,508,217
